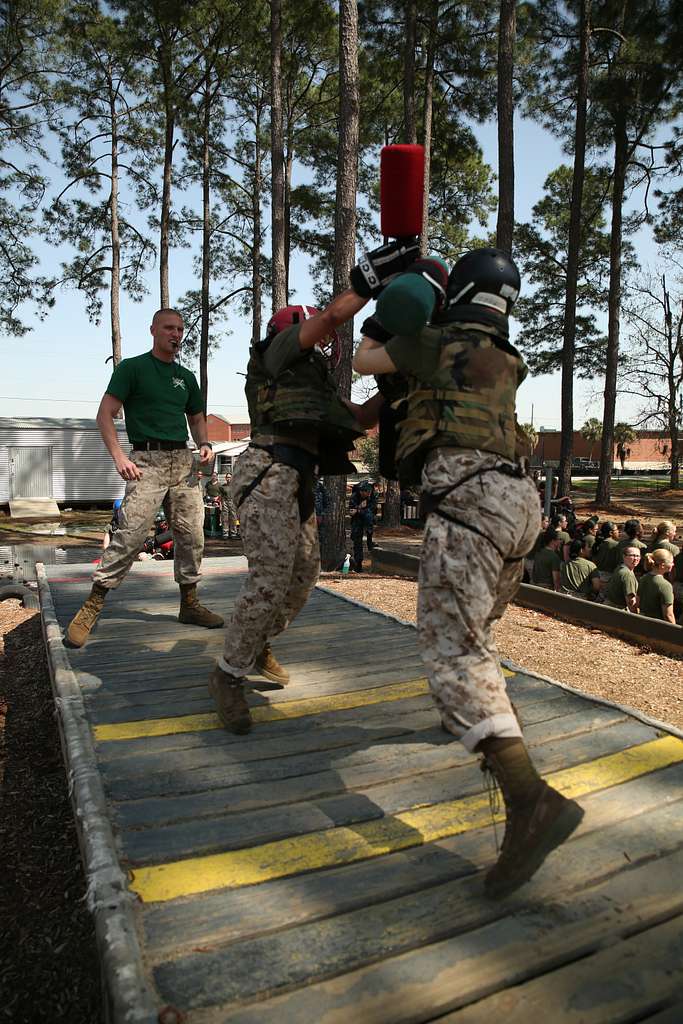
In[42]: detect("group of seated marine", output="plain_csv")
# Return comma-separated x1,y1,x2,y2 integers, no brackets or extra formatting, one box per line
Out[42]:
527,516,682,626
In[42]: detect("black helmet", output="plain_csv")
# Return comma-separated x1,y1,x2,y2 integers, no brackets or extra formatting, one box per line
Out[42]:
446,247,520,315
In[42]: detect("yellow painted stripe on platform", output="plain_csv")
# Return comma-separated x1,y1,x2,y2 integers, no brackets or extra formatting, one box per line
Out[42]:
130,735,683,904
94,667,514,743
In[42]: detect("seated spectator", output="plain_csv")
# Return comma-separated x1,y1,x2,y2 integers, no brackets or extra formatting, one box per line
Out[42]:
559,538,600,599
618,519,648,571
525,513,549,582
576,518,598,555
532,527,562,591
592,521,621,582
638,549,676,624
673,548,683,621
603,546,640,612
647,521,680,561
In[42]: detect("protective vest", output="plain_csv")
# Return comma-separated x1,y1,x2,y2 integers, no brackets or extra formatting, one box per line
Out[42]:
245,344,363,474
395,322,523,482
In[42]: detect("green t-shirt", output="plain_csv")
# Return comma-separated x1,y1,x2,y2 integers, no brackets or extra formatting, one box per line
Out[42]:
205,480,221,497
594,537,621,572
560,557,598,597
106,352,203,443
618,536,647,557
638,572,674,621
533,546,561,588
604,564,638,608
647,538,680,558
218,483,232,500
582,533,596,553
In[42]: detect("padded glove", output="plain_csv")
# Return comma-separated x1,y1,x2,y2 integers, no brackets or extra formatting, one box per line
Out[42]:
350,237,420,298
360,315,393,344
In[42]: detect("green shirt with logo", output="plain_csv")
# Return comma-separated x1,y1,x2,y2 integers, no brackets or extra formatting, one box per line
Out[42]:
106,352,203,442
638,572,674,621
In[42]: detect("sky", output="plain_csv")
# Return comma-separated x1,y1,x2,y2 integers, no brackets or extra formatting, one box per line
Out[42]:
2,108,672,433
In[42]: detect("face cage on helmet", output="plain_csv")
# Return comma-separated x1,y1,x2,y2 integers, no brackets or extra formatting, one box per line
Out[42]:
315,331,341,371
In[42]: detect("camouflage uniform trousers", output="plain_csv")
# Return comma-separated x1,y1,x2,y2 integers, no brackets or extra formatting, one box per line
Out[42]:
93,448,204,589
220,495,238,536
417,448,541,752
219,445,320,677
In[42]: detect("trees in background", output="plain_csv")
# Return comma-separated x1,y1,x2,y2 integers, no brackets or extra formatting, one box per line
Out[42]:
580,417,602,464
3,0,683,512
622,273,682,488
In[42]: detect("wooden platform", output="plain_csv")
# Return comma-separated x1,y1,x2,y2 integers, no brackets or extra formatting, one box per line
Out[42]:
39,557,683,1023
9,496,60,518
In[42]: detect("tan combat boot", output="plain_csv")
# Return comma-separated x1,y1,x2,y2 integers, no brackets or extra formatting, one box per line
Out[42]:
479,737,584,899
254,642,290,685
178,583,223,628
208,665,252,734
66,584,108,647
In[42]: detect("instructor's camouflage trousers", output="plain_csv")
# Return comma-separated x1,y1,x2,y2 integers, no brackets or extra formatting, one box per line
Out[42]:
219,446,320,677
417,448,541,751
93,448,204,589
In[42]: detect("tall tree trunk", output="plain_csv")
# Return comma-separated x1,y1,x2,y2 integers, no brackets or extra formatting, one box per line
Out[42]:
199,71,211,410
403,0,417,144
420,0,437,255
270,0,286,311
558,0,590,498
284,144,293,297
496,0,516,254
109,82,122,366
160,90,174,308
596,116,627,506
251,101,263,347
321,0,359,571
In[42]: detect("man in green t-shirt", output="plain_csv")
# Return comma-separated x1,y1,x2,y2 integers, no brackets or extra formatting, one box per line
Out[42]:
604,546,640,611
218,473,238,538
353,246,583,901
205,472,221,498
533,528,563,590
66,308,222,647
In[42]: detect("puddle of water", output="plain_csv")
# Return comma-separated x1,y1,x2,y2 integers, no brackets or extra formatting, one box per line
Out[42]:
0,542,101,582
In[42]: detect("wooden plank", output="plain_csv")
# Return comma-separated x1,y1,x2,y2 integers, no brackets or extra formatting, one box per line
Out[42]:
441,914,683,1023
102,710,641,802
94,689,577,770
139,762,683,959
153,829,683,1015
118,711,633,865
129,734,680,904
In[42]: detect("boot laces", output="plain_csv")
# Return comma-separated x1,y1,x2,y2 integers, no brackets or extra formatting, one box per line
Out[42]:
480,756,501,853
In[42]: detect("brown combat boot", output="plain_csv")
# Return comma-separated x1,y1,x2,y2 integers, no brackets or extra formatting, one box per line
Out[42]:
66,583,108,647
254,642,289,685
479,737,584,899
208,665,252,734
178,583,223,628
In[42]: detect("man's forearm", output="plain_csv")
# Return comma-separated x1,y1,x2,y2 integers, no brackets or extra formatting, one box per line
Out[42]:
299,289,369,350
97,410,126,465
187,414,209,447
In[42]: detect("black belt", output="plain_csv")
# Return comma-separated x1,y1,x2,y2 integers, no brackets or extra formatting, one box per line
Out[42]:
130,440,187,451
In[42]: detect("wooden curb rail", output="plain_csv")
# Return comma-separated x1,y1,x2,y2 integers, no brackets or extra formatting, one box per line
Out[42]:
371,545,683,657
36,563,158,1024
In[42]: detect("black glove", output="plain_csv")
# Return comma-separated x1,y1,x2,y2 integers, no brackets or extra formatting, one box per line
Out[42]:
360,315,393,344
403,257,449,312
350,237,420,298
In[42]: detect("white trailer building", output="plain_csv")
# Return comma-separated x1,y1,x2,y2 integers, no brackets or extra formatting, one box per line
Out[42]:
0,417,132,505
